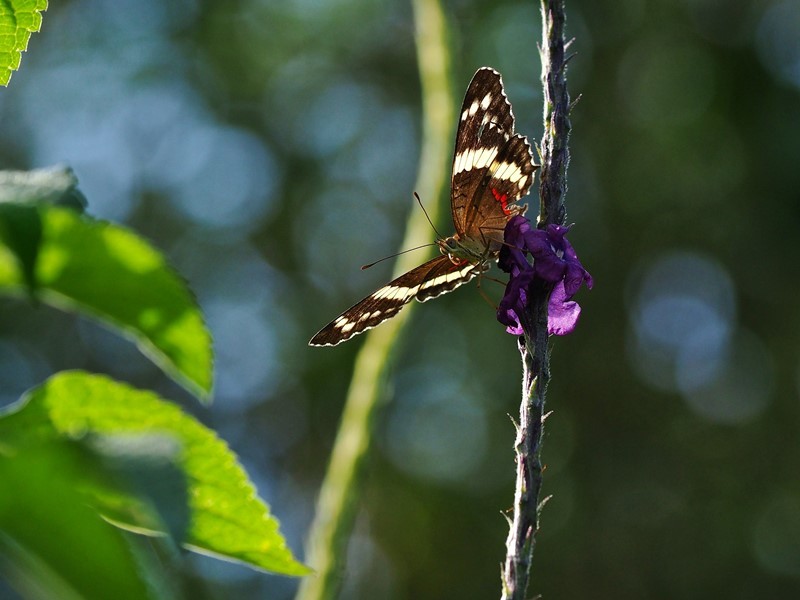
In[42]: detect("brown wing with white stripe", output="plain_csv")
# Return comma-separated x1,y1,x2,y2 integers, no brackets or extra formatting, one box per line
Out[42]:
310,68,535,347
450,68,537,252
309,256,479,346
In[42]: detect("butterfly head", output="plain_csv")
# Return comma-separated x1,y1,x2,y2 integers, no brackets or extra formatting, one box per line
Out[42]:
437,234,492,267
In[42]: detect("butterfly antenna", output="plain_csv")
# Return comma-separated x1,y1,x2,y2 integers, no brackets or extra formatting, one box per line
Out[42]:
361,243,437,270
413,192,445,240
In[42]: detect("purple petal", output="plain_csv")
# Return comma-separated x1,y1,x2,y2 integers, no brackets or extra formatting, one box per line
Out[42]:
563,262,586,297
500,216,536,274
503,215,531,248
499,245,530,274
559,235,593,296
543,223,562,243
534,252,567,283
561,235,579,261
521,228,552,255
497,289,524,334
501,308,524,335
520,230,565,283
547,280,582,336
497,267,535,335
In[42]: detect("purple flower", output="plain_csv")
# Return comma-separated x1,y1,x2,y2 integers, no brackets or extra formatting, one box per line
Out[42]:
497,216,593,336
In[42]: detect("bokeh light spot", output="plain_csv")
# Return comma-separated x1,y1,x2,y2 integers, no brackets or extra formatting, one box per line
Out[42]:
753,492,800,578
619,37,716,127
627,251,735,393
384,365,488,485
756,1,800,89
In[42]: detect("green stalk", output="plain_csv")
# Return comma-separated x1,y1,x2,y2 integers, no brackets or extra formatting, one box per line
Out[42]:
296,1,452,598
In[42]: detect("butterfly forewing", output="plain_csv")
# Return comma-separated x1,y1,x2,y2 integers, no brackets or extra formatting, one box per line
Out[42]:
451,68,536,251
309,256,479,346
309,67,537,347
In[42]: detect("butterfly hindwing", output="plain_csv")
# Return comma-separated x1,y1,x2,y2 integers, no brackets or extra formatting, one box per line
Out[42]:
309,256,479,346
467,133,535,249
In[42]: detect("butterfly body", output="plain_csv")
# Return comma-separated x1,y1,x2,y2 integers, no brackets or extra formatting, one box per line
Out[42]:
310,67,537,347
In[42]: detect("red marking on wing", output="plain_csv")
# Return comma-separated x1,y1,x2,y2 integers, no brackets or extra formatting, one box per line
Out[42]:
491,187,511,215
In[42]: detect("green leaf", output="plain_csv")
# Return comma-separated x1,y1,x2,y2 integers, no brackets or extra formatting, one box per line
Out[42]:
0,167,84,294
0,202,41,294
0,0,48,86
0,371,311,577
0,439,164,600
0,170,213,400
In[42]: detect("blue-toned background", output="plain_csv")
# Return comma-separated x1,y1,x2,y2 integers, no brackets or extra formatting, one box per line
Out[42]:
2,0,799,597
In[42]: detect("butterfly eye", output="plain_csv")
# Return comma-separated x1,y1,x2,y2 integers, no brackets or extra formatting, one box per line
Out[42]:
437,237,459,257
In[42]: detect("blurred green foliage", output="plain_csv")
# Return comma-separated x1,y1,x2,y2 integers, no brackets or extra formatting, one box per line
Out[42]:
0,165,305,593
1,0,799,598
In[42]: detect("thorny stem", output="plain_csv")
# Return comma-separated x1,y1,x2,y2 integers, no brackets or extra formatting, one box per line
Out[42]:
500,1,571,599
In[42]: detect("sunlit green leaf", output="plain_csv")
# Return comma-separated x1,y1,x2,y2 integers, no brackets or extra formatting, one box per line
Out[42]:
0,371,310,576
0,170,213,400
0,0,48,86
0,167,84,294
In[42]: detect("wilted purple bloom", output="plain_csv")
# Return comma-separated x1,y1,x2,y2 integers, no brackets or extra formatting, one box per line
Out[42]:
497,216,593,336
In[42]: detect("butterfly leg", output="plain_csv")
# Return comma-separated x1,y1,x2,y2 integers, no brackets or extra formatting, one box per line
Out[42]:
482,274,507,287
475,271,499,310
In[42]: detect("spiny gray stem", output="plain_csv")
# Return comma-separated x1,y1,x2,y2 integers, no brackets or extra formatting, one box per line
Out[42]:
500,1,571,599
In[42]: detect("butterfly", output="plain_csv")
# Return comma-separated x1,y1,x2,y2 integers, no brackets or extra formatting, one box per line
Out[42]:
309,67,538,346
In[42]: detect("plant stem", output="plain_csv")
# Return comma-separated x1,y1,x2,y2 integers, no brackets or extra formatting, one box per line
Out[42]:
500,1,572,599
538,0,571,227
296,1,452,598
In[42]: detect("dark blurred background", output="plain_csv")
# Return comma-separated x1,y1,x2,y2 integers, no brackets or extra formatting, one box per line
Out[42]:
2,0,800,598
